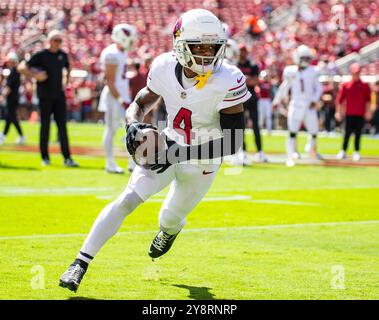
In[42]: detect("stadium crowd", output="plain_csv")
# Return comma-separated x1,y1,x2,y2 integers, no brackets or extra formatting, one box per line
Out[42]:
0,0,378,134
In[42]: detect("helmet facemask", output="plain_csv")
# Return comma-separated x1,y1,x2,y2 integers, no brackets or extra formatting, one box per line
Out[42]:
298,56,312,69
175,39,226,75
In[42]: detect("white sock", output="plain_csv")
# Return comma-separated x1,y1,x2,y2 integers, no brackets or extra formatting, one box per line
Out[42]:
79,188,143,259
286,137,296,158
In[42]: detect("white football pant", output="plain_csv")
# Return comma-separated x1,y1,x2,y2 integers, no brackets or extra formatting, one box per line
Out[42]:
258,98,272,132
79,162,219,259
287,101,318,135
99,87,126,170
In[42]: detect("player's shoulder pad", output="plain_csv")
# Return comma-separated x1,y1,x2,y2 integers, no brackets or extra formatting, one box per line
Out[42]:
283,65,298,78
102,46,120,63
150,52,176,72
215,64,249,101
309,65,321,76
215,64,247,92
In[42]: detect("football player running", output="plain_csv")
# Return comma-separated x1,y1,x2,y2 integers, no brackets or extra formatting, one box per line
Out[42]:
59,9,251,292
272,45,323,167
98,24,137,174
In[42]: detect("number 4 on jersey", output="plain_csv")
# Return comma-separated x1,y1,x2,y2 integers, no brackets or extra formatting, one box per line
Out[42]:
173,107,195,144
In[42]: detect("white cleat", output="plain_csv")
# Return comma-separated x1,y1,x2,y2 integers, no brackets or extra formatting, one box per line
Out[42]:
336,150,347,160
15,136,26,145
286,158,295,167
292,152,301,160
106,165,124,174
257,151,268,163
0,133,4,145
352,152,360,162
304,143,311,153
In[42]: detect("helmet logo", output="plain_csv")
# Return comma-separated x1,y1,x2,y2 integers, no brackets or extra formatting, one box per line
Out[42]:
173,17,182,38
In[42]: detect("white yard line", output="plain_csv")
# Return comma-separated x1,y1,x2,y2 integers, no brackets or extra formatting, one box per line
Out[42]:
248,199,321,206
1,220,378,241
0,185,377,196
97,195,252,202
0,187,114,195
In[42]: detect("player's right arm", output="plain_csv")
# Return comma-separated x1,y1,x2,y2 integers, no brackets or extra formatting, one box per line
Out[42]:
124,86,162,156
272,67,291,108
104,62,121,101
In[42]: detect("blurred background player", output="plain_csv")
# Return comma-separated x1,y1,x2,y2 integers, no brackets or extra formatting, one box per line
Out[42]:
18,30,78,167
272,45,323,167
0,52,26,146
224,38,240,66
237,43,267,164
257,70,273,135
98,23,137,174
335,63,372,161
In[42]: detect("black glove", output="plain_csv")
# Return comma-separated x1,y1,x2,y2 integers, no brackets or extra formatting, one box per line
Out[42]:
125,121,156,156
150,139,186,174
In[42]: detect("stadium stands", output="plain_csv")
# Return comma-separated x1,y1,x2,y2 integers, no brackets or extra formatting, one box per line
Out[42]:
1,0,378,74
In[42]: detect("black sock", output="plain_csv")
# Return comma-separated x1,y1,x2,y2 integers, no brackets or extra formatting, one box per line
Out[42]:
73,258,89,271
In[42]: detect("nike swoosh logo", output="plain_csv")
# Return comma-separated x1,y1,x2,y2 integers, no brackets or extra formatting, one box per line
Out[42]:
203,170,214,175
237,76,243,83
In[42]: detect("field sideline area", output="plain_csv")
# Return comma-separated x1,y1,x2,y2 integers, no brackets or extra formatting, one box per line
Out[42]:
0,121,379,300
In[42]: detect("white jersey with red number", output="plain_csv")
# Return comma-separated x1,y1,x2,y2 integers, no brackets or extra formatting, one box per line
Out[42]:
147,52,251,146
272,65,322,107
99,43,130,108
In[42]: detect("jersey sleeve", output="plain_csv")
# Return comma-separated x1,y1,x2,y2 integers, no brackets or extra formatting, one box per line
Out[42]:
311,68,322,103
146,54,167,96
103,52,119,65
26,51,42,69
216,68,252,111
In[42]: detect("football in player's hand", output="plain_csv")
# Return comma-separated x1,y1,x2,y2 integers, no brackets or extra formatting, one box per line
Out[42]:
133,128,167,169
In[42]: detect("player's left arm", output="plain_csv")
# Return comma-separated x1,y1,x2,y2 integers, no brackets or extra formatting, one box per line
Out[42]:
310,69,323,108
64,54,71,89
151,104,245,173
364,84,372,121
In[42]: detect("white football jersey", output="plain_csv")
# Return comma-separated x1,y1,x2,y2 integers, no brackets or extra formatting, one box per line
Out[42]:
272,65,322,107
147,52,251,146
99,43,130,102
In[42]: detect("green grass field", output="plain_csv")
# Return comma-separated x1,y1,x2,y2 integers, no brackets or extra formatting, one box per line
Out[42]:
0,121,379,300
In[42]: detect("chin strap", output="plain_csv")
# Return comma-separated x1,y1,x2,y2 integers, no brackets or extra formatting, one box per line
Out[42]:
195,70,211,89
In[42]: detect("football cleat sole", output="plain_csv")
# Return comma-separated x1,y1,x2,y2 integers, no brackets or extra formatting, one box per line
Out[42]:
59,280,79,293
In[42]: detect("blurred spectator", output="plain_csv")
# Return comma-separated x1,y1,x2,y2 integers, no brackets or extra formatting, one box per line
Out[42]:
0,52,25,145
237,43,266,163
257,70,273,134
320,79,337,133
372,80,379,136
244,14,265,39
335,63,372,161
18,30,79,167
77,78,96,122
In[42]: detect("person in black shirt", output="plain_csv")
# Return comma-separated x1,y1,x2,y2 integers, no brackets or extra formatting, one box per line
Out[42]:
237,43,267,163
18,30,78,167
0,52,26,146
